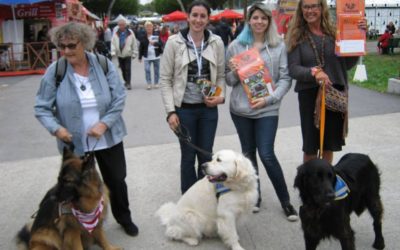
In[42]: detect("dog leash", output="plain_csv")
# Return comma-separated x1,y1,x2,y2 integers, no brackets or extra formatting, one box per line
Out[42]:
318,81,326,159
174,124,213,158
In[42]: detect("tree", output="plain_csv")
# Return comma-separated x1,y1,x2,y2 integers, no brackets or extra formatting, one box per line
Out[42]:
81,0,139,17
107,0,117,18
176,0,185,12
153,0,231,15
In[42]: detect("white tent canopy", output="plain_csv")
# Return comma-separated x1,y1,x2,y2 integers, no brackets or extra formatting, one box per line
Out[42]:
109,14,129,25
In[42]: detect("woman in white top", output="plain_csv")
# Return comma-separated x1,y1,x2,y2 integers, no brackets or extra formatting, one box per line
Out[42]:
34,22,138,237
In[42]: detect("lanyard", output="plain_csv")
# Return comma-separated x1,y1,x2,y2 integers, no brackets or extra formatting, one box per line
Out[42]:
188,34,204,77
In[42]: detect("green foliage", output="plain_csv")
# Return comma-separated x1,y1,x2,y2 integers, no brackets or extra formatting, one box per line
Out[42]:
153,0,181,14
113,0,139,15
153,0,229,14
82,0,139,16
349,54,400,92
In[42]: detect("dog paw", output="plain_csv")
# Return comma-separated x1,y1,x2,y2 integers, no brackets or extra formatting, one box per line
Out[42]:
107,246,123,250
232,245,245,250
182,237,199,246
166,226,182,239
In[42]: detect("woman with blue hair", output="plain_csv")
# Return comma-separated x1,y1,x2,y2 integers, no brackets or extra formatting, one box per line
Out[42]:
225,2,297,221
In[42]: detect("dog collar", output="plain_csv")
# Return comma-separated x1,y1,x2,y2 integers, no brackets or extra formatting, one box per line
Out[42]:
335,175,350,200
71,196,104,233
214,182,230,199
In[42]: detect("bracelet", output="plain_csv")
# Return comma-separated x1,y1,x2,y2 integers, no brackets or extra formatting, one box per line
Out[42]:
166,111,176,122
311,67,322,77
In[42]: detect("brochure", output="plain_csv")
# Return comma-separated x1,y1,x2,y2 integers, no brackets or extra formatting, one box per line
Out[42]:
335,0,366,56
230,48,274,101
197,79,222,97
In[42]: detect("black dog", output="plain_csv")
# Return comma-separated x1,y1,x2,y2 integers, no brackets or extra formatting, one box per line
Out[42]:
294,153,385,250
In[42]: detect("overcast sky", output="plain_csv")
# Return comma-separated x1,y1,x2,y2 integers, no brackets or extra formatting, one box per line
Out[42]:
140,0,151,4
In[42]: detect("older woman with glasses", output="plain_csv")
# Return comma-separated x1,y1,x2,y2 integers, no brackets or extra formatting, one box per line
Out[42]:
286,0,366,164
34,22,139,237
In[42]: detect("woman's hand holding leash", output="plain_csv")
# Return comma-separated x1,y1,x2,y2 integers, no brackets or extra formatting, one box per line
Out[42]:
55,127,72,142
315,70,332,86
167,113,180,132
88,122,108,139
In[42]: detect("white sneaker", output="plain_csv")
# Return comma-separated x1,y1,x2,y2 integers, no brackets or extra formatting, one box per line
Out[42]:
146,85,152,90
252,206,260,213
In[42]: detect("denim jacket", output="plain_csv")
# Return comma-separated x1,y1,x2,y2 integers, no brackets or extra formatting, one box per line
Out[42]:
34,52,127,155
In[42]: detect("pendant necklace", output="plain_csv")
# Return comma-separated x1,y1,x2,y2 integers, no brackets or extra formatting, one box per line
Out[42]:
78,77,86,91
75,74,87,91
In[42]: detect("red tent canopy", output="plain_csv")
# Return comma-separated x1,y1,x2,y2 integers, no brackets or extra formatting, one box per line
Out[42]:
162,10,187,22
211,9,243,21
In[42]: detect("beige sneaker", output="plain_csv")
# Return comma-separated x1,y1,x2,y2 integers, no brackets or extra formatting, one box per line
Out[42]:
146,85,152,90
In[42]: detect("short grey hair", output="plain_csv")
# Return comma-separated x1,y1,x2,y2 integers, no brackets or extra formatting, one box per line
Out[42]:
50,22,96,50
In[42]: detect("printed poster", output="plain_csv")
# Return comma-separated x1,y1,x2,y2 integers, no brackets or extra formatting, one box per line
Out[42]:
335,0,366,56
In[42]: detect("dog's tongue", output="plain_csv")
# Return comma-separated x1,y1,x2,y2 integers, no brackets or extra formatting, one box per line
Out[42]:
207,174,227,183
207,175,218,182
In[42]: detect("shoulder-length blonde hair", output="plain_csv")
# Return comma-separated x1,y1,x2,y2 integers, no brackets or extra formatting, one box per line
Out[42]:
237,2,281,47
285,0,335,52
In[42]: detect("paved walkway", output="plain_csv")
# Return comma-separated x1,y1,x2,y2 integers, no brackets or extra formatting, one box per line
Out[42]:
1,113,399,250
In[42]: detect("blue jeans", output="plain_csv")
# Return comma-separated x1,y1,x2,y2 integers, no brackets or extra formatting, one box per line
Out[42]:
144,59,160,85
230,113,290,207
176,105,218,194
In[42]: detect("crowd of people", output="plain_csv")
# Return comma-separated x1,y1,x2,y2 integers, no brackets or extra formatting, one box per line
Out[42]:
35,0,369,240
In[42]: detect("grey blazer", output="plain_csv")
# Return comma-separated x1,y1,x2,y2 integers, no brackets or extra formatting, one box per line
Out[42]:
34,52,127,155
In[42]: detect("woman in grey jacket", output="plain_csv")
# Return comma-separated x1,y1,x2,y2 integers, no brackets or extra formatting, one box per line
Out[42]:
160,1,225,194
34,22,138,236
226,2,297,221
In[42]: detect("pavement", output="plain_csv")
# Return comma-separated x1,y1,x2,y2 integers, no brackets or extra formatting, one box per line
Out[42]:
1,42,400,249
1,113,400,250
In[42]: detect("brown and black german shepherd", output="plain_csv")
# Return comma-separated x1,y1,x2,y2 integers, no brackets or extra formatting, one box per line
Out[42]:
16,147,121,250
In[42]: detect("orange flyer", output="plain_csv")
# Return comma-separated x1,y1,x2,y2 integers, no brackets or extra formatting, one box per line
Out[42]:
230,48,274,101
335,0,366,56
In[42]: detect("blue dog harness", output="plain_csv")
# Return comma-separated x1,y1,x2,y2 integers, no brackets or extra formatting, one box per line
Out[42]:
335,174,350,200
214,182,230,199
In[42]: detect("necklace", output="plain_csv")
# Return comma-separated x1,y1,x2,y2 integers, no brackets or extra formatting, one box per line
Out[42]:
75,74,87,91
306,31,325,68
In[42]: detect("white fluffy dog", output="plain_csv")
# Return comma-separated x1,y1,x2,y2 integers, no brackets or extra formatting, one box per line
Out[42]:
156,150,258,250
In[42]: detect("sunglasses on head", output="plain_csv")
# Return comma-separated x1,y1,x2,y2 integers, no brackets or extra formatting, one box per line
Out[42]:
58,41,80,50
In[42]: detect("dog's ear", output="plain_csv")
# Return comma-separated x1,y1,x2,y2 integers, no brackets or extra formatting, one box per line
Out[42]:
62,146,74,161
294,164,305,190
234,156,250,180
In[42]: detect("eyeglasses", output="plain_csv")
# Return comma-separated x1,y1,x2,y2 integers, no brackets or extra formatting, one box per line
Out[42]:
58,41,80,50
302,4,321,11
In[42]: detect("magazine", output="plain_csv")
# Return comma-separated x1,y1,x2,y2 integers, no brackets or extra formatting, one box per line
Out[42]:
230,48,274,101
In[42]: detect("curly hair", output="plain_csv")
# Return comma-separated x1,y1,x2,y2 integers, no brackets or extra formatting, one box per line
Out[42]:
50,22,96,50
285,0,335,52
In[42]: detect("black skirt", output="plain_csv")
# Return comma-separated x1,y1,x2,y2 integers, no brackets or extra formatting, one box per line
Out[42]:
298,87,345,154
